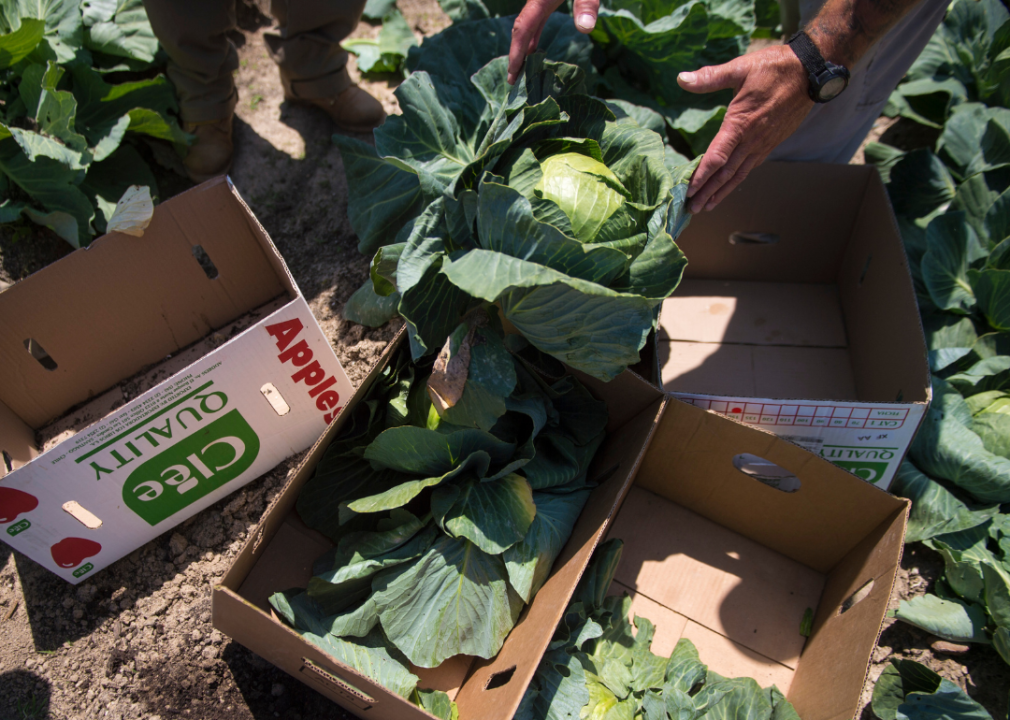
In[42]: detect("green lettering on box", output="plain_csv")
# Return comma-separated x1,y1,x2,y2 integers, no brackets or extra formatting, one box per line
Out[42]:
6,519,30,537
122,409,260,526
73,562,94,578
832,460,890,484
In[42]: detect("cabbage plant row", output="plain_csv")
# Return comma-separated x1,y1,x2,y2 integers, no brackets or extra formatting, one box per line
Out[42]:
431,0,780,159
0,0,189,247
338,47,695,381
862,0,1010,682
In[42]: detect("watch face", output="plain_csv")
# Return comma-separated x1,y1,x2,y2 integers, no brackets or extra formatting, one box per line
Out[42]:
820,75,848,101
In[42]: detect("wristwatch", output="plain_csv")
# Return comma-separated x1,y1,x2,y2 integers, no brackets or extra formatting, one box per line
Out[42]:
787,30,850,103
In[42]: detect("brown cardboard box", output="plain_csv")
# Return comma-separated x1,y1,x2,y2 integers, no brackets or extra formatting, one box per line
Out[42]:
657,162,931,490
0,178,353,582
214,329,907,720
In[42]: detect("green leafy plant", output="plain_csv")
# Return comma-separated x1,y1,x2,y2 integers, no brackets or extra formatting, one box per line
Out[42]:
337,52,696,381
270,317,608,713
588,0,762,157
885,0,1010,130
0,0,189,247
426,0,779,158
518,539,802,720
871,658,992,720
362,0,398,21
342,9,417,76
865,2,1010,675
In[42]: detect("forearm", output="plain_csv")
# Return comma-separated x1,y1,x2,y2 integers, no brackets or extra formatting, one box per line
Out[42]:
806,0,923,67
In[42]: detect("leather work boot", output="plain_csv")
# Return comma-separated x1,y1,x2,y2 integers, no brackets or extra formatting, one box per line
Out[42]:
182,117,234,183
282,68,386,133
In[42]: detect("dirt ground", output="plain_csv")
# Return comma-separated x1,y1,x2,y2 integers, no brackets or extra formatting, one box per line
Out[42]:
1,3,1008,719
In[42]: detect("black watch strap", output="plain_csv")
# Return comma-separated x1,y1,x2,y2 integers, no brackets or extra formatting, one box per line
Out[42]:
787,31,827,75
787,29,851,103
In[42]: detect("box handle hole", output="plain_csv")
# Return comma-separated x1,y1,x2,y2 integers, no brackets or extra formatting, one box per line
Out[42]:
839,579,874,614
2,450,12,474
729,232,779,245
485,665,516,690
24,338,58,371
192,245,219,279
261,383,291,416
62,501,102,529
732,453,801,492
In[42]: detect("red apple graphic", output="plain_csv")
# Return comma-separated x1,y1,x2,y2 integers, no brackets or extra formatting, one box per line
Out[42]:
51,538,102,568
0,487,39,523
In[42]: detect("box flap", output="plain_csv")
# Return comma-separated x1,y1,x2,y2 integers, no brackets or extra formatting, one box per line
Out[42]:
788,508,907,720
837,171,930,404
0,178,288,429
659,280,847,347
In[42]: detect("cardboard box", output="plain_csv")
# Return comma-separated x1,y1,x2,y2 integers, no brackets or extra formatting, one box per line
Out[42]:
656,162,931,490
214,329,907,720
0,178,354,584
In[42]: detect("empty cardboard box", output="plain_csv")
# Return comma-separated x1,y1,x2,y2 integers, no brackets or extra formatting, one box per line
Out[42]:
657,162,931,489
214,329,907,720
0,178,354,583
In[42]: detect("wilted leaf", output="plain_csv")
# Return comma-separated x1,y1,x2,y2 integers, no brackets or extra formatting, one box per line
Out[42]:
105,184,152,236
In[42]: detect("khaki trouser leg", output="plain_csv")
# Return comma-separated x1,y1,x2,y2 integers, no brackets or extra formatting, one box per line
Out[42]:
142,0,239,124
266,0,367,99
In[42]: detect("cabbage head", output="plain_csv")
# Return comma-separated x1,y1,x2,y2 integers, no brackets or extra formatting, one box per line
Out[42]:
336,53,696,381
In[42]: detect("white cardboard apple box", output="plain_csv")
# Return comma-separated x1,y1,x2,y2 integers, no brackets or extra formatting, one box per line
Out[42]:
0,178,354,584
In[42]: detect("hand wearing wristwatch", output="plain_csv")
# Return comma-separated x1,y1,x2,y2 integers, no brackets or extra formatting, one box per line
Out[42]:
787,30,850,103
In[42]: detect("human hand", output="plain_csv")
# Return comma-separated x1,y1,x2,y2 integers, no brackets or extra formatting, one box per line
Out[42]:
678,45,815,213
508,0,600,85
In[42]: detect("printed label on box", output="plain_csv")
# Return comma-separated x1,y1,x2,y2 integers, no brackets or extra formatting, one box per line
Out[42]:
0,299,353,584
672,394,925,488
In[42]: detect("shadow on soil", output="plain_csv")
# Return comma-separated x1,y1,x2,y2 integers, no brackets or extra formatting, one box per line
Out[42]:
0,669,52,720
215,641,358,720
13,535,183,652
228,111,375,312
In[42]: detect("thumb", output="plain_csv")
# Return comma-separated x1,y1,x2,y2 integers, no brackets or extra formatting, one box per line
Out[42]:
678,60,743,94
572,0,599,32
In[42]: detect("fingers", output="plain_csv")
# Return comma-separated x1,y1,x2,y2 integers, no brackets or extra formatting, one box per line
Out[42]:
681,45,814,212
697,154,762,212
687,122,746,208
572,0,600,32
677,59,745,95
508,0,564,84
531,23,544,52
